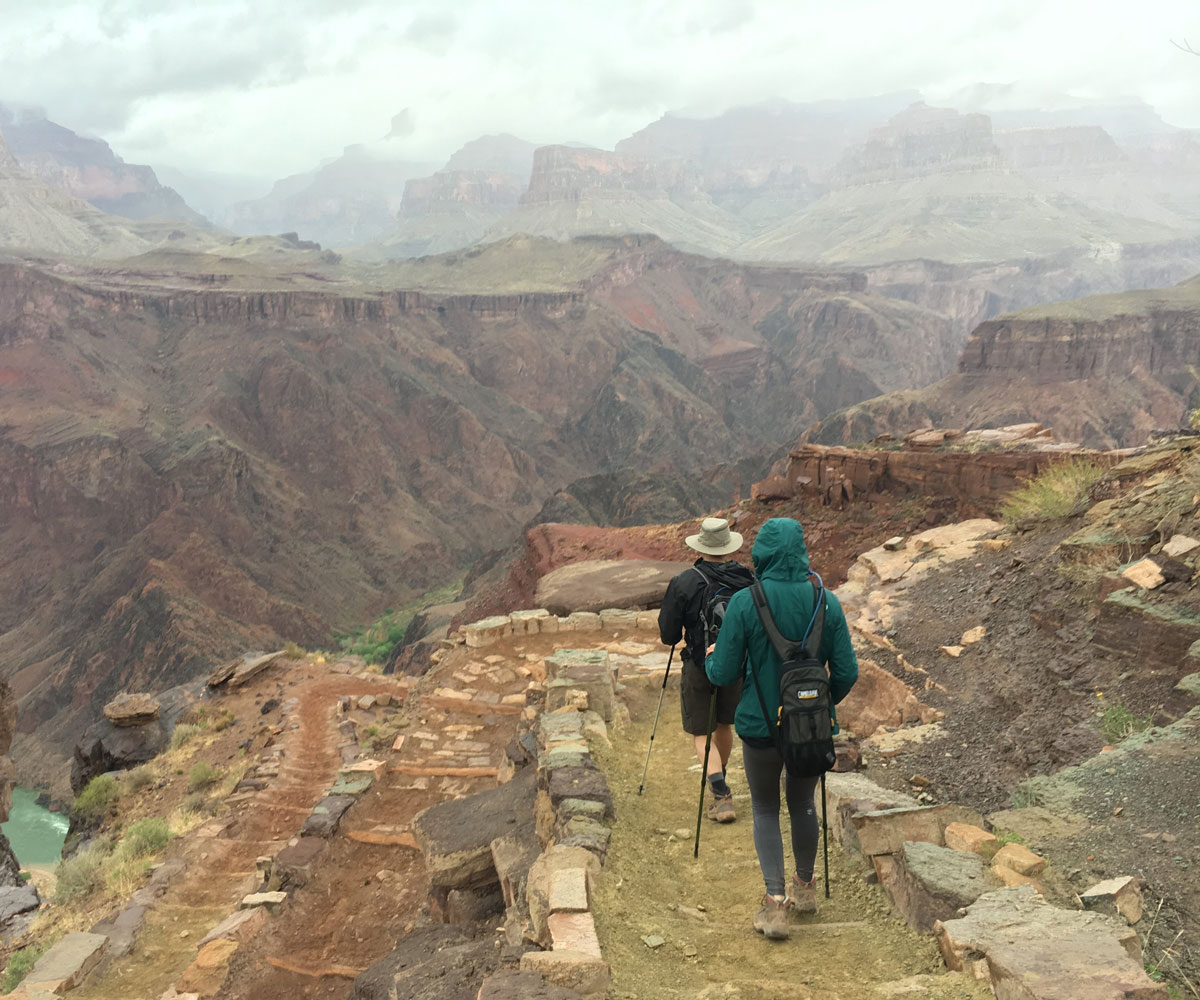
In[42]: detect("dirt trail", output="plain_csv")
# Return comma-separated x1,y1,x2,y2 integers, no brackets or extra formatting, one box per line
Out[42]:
71,675,396,1000
593,676,991,1000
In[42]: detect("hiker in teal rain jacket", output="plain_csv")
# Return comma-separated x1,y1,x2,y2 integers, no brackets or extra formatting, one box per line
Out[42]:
705,517,857,940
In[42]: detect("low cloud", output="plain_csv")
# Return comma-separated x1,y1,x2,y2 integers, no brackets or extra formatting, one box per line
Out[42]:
0,0,1194,179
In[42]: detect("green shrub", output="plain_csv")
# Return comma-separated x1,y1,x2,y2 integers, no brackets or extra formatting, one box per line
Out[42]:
187,761,221,793
72,775,119,823
54,848,105,903
1000,459,1106,523
115,817,170,860
1,945,46,993
1102,701,1153,743
122,766,155,793
170,723,205,751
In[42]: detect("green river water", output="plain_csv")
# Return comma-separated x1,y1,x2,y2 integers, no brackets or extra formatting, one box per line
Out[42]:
2,787,67,869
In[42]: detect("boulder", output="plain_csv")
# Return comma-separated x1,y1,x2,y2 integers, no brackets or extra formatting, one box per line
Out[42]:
22,933,108,993
890,841,995,932
944,823,996,855
1121,558,1165,590
301,794,357,838
412,767,537,889
851,804,985,858
936,886,1165,999
0,884,40,923
1081,876,1145,925
992,842,1047,877
817,772,918,847
175,938,238,996
71,718,169,795
102,693,161,727
534,560,690,616
351,924,499,1000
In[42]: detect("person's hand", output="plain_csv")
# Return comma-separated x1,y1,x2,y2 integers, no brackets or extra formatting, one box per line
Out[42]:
706,643,716,656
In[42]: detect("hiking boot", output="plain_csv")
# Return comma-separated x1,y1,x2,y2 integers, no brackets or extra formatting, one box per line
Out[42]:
753,894,790,940
706,792,736,823
786,875,818,915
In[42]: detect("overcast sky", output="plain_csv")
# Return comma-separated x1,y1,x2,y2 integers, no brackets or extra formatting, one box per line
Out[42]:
1,0,1197,183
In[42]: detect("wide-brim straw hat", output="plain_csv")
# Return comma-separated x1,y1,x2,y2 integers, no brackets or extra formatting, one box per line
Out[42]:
685,517,743,556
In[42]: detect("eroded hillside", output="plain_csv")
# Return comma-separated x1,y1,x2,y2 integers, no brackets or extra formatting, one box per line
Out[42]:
0,236,962,787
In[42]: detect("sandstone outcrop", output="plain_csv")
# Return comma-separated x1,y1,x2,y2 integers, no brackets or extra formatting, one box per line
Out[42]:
810,272,1200,449
102,693,160,727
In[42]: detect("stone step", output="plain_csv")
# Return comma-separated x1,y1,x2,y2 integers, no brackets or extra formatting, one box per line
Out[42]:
346,829,420,848
265,956,363,979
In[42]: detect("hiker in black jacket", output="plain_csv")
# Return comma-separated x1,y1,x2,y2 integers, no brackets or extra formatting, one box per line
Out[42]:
659,517,754,822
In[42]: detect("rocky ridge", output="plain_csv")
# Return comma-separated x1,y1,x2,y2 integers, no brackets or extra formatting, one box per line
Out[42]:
812,272,1200,449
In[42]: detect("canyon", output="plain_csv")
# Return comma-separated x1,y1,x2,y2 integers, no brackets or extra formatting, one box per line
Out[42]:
0,233,964,790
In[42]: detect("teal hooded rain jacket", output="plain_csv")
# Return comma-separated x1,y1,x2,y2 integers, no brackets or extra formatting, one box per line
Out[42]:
705,517,858,741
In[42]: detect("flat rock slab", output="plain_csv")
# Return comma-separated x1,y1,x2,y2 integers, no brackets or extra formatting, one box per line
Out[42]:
820,772,918,847
25,932,108,992
351,924,499,1000
985,806,1089,841
1082,876,1145,925
302,794,357,838
852,803,985,858
240,890,288,912
478,969,583,999
89,902,146,959
534,560,691,616
936,886,1165,999
0,884,41,923
273,836,326,887
519,950,610,998
103,692,161,727
199,906,269,948
412,767,537,889
891,841,995,933
328,774,374,797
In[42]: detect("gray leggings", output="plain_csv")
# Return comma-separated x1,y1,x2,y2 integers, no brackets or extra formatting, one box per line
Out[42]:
741,741,820,897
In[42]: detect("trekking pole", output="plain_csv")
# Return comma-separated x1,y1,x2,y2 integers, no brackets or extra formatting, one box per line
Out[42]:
637,644,676,795
693,687,718,858
821,771,831,898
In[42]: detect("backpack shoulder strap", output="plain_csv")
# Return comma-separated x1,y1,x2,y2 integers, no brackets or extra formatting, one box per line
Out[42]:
749,580,793,660
801,578,826,659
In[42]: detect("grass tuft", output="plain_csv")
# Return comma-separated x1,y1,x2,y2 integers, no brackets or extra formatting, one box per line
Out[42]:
1102,701,1154,743
187,761,221,793
72,775,119,823
1000,459,1106,523
1,944,46,993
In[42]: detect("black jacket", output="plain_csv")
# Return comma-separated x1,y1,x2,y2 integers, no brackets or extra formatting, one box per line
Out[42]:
659,558,755,666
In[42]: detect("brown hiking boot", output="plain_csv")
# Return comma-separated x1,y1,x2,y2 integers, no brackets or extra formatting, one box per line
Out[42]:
706,792,736,823
787,875,818,915
753,894,790,940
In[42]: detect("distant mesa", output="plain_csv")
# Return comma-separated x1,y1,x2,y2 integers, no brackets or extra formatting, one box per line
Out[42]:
0,103,207,226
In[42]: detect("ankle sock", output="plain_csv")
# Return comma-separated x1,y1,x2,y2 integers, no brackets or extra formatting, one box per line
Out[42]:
708,774,731,797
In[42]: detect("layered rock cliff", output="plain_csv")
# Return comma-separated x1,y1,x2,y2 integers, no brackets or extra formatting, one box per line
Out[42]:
0,105,205,225
808,273,1200,448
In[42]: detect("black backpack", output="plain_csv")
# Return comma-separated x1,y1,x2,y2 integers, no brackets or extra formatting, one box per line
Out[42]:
748,577,836,777
691,565,735,660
